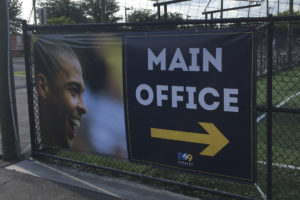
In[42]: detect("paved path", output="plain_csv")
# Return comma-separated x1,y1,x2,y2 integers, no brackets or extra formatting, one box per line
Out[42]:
0,160,121,200
0,75,30,157
0,158,199,200
13,57,25,72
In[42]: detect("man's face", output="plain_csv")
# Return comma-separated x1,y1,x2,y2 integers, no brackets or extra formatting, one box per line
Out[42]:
45,55,86,148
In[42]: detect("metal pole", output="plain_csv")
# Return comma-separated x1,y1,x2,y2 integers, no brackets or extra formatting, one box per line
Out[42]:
211,13,213,28
158,6,161,21
276,0,280,69
22,20,37,155
287,0,293,65
266,15,273,200
33,0,37,25
220,0,223,27
289,0,293,15
164,5,168,20
125,8,128,23
278,0,280,15
0,0,21,160
101,0,106,23
267,0,269,16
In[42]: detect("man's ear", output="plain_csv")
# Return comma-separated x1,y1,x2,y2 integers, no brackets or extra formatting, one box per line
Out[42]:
36,73,49,99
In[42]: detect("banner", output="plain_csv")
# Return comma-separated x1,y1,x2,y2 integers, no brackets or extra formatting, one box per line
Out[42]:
33,33,128,159
123,30,256,182
33,29,256,182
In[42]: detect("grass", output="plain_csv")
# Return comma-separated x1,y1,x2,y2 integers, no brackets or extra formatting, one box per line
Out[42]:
14,70,26,76
256,65,300,107
256,65,300,167
39,65,300,200
256,66,300,200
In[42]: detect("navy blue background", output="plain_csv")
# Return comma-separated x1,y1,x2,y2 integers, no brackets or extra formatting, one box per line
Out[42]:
124,30,256,182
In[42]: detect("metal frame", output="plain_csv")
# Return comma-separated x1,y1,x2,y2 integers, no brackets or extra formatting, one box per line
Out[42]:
22,15,300,200
152,0,190,20
202,4,261,20
266,17,273,200
22,20,38,155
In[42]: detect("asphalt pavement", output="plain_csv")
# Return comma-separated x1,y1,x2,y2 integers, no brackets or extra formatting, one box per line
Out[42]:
13,57,25,72
0,57,30,157
0,160,121,200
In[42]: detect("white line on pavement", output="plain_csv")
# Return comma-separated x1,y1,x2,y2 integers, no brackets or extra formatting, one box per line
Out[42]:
257,161,300,171
34,160,123,199
256,90,300,170
257,90,300,123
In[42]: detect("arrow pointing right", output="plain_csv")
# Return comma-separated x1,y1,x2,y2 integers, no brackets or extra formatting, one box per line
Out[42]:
151,122,229,156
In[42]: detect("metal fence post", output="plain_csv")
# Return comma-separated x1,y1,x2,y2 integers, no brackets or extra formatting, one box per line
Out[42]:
22,20,37,155
101,0,106,23
266,15,274,200
0,0,21,160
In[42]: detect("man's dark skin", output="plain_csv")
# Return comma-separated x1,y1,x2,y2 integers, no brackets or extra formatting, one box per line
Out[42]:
36,52,87,148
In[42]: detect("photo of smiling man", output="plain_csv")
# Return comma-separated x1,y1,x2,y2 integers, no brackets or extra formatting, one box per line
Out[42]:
34,37,87,149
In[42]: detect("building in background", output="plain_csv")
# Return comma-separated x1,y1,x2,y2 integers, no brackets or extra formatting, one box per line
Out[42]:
10,34,24,54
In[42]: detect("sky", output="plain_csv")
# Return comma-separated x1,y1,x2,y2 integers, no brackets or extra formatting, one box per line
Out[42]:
21,0,33,22
20,0,300,24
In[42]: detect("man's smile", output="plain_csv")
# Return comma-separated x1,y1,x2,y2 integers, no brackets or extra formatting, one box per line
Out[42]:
69,117,81,138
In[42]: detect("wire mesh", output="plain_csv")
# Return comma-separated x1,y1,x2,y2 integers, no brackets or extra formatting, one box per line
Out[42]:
30,0,300,24
107,0,300,20
23,16,300,200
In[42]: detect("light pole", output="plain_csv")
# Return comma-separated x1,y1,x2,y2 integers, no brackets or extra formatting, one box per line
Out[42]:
101,0,106,23
33,0,37,25
125,7,130,23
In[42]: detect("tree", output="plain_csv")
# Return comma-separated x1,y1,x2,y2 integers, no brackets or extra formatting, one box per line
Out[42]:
47,16,75,25
127,9,183,23
167,12,183,22
41,0,87,24
127,9,156,23
8,0,22,34
82,0,121,23
276,11,300,32
275,11,300,65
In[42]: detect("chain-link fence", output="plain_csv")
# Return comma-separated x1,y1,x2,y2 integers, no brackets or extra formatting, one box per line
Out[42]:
30,0,300,23
22,15,300,200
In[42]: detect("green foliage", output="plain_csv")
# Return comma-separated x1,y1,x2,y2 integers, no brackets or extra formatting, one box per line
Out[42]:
40,0,183,24
167,12,184,22
41,0,87,24
47,16,75,25
127,9,156,23
275,11,300,32
127,9,183,30
278,10,300,16
256,65,300,106
82,0,121,23
41,0,120,24
104,0,121,22
8,0,22,34
14,70,25,76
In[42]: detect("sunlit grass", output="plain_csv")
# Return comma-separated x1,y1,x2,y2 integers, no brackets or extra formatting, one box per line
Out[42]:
14,71,26,76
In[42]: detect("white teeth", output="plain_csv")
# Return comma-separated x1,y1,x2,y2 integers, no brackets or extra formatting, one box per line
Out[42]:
70,119,80,127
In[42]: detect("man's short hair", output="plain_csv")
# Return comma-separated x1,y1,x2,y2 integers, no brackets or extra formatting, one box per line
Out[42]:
34,36,79,83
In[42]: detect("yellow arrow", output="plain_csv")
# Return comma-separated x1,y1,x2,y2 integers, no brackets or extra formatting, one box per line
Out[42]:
151,122,229,157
